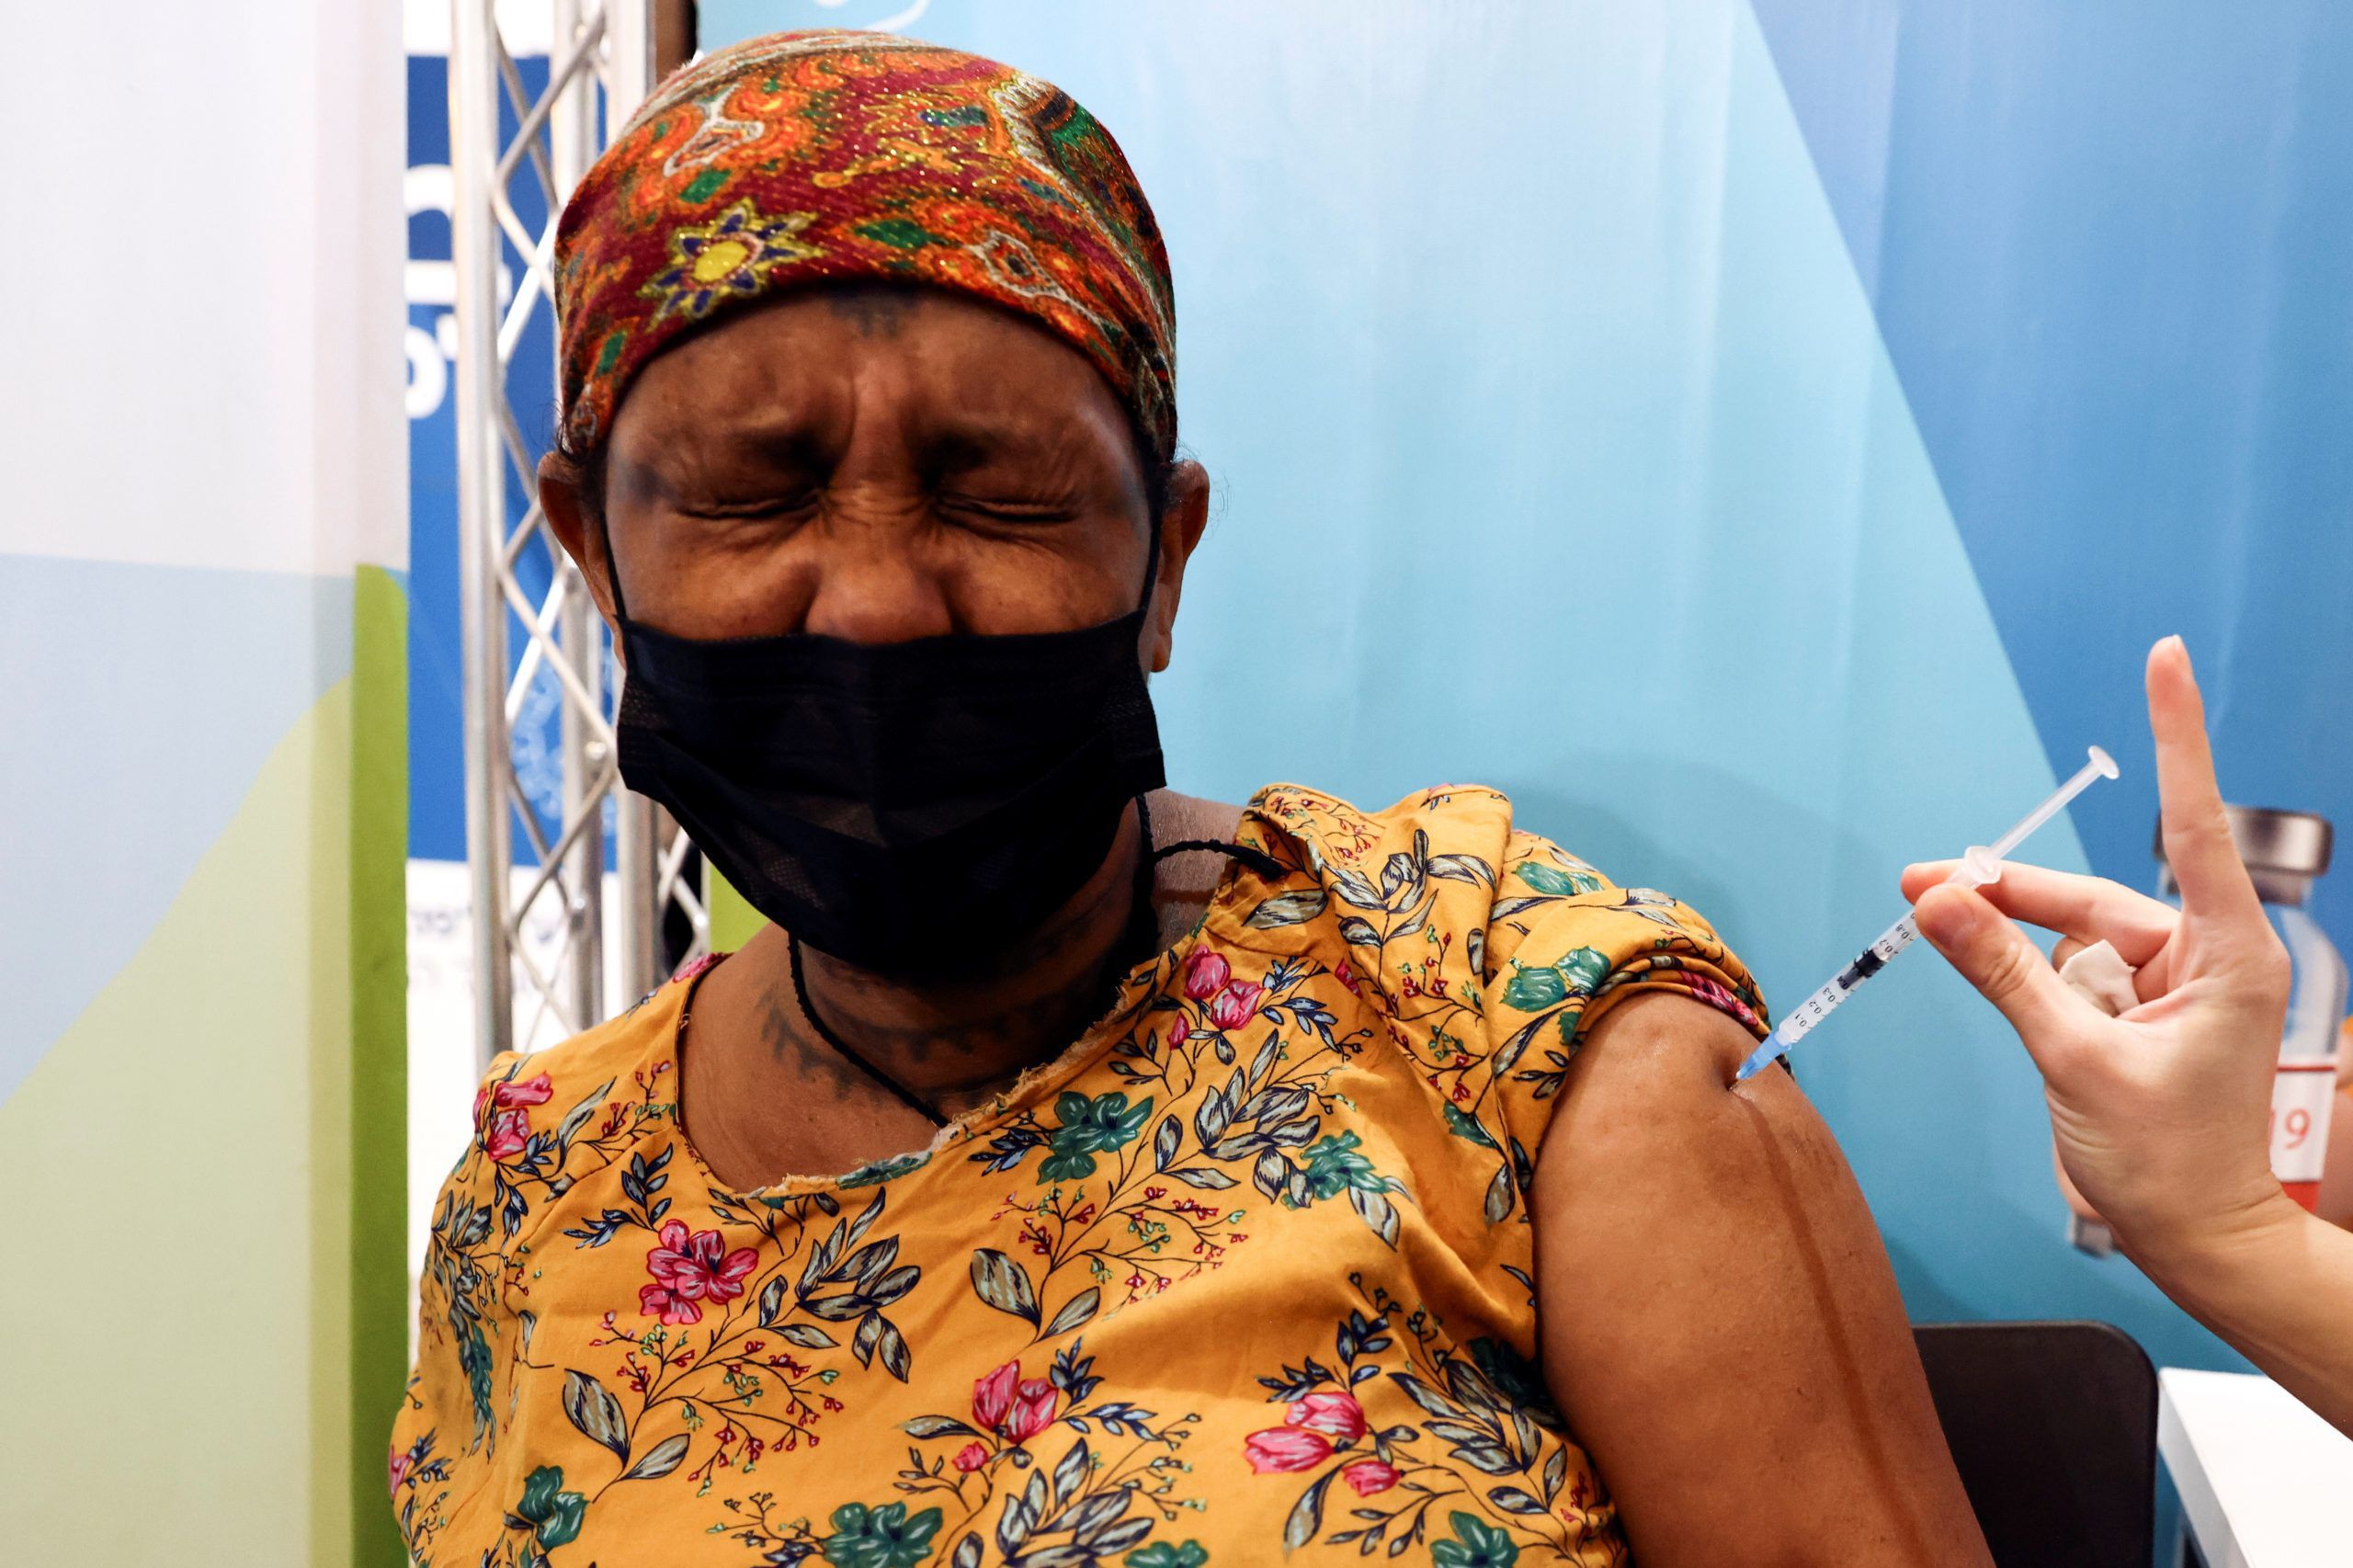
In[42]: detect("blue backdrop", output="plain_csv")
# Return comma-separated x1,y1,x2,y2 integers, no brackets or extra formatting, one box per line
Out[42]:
407,52,574,869
406,2,2353,1381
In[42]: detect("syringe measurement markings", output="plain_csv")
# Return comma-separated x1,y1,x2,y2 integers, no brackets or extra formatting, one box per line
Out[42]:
1776,918,1921,1046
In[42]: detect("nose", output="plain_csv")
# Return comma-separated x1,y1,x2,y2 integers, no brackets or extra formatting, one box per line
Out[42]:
794,499,958,644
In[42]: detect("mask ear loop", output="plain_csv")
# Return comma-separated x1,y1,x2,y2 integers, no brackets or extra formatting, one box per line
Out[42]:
788,934,949,1126
1120,500,1170,962
1120,493,1290,960
1154,836,1286,881
593,494,633,629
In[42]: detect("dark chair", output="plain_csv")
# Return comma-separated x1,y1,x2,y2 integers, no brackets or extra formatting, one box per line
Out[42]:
1912,1322,2157,1568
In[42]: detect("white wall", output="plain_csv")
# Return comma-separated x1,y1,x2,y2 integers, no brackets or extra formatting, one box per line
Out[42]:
0,4,409,1564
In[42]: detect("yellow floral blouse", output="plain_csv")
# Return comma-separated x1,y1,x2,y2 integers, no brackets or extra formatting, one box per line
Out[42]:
392,784,1768,1568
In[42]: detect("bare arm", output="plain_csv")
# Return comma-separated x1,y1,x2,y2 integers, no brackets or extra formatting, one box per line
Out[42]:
1533,992,1990,1568
2135,1199,2353,1434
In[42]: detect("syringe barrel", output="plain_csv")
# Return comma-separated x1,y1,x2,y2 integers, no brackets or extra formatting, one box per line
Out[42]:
1771,911,1922,1048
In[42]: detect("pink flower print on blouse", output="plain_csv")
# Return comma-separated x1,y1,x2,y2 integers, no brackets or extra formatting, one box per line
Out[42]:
1182,949,1230,1001
637,1220,758,1326
1243,1425,1332,1473
472,1071,553,1122
1205,978,1267,1031
1340,1458,1399,1495
472,1071,554,1161
1286,1390,1367,1440
1244,1389,1370,1473
671,951,722,985
1674,971,1760,1030
972,1359,1059,1445
483,1109,532,1162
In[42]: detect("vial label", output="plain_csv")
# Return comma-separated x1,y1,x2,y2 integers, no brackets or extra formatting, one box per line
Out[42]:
2272,1060,2337,1208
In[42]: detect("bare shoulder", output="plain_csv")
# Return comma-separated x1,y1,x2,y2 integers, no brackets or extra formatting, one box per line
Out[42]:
1147,788,1245,844
1145,789,1247,907
1531,992,1990,1567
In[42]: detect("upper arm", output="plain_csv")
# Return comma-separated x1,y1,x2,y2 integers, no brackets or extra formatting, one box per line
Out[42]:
1532,993,1990,1568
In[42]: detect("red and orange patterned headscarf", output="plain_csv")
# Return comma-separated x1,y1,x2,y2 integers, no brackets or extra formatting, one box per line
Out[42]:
553,30,1176,461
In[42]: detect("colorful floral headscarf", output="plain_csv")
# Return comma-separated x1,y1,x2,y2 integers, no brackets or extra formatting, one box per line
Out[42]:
553,30,1176,461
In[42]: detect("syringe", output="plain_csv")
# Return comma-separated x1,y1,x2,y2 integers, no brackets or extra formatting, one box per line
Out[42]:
1733,745,2120,1082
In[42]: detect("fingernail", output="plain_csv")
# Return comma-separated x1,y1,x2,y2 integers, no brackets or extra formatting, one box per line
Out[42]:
2160,632,2190,671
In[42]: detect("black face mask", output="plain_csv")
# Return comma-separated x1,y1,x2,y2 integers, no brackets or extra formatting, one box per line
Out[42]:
608,536,1166,979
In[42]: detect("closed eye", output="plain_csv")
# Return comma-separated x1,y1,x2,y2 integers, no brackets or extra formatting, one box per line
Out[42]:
673,490,822,522
936,492,1081,525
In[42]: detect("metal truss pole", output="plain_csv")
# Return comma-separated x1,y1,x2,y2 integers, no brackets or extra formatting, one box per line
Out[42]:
450,0,512,1062
450,0,697,1069
549,0,604,1038
598,3,665,1010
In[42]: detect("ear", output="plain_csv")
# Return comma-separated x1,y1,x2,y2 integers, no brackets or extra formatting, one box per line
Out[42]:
539,449,620,636
1144,460,1210,673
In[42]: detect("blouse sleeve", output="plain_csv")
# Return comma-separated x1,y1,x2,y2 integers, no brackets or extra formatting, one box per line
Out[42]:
389,1051,530,1551
1466,830,1770,1170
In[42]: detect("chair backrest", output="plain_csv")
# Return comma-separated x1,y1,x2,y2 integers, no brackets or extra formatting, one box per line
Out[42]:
1912,1322,2156,1568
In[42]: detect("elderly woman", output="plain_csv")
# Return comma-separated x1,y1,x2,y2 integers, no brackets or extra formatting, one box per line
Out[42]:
394,30,1990,1568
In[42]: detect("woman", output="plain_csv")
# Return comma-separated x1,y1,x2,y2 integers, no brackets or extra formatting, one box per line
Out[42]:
1907,636,2353,1438
393,31,1991,1566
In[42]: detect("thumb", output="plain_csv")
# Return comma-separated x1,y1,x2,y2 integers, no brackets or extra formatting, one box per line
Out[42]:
1913,883,2086,1064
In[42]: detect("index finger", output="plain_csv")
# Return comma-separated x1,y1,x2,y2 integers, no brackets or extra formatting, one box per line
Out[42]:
2146,636,2268,931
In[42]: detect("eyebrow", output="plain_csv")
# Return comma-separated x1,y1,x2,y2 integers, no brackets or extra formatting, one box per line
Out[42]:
616,419,832,506
731,424,835,475
923,407,1123,474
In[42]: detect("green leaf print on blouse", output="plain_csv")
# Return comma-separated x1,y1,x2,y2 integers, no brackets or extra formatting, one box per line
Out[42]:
818,1500,944,1568
1126,1542,1211,1568
1431,1513,1521,1568
490,1186,933,1557
1509,860,1604,899
1287,1131,1409,1246
1484,942,1620,1159
1295,1132,1385,1201
1497,947,1609,1014
841,1151,931,1187
508,1464,587,1552
1441,1102,1498,1150
1037,1092,1156,1183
